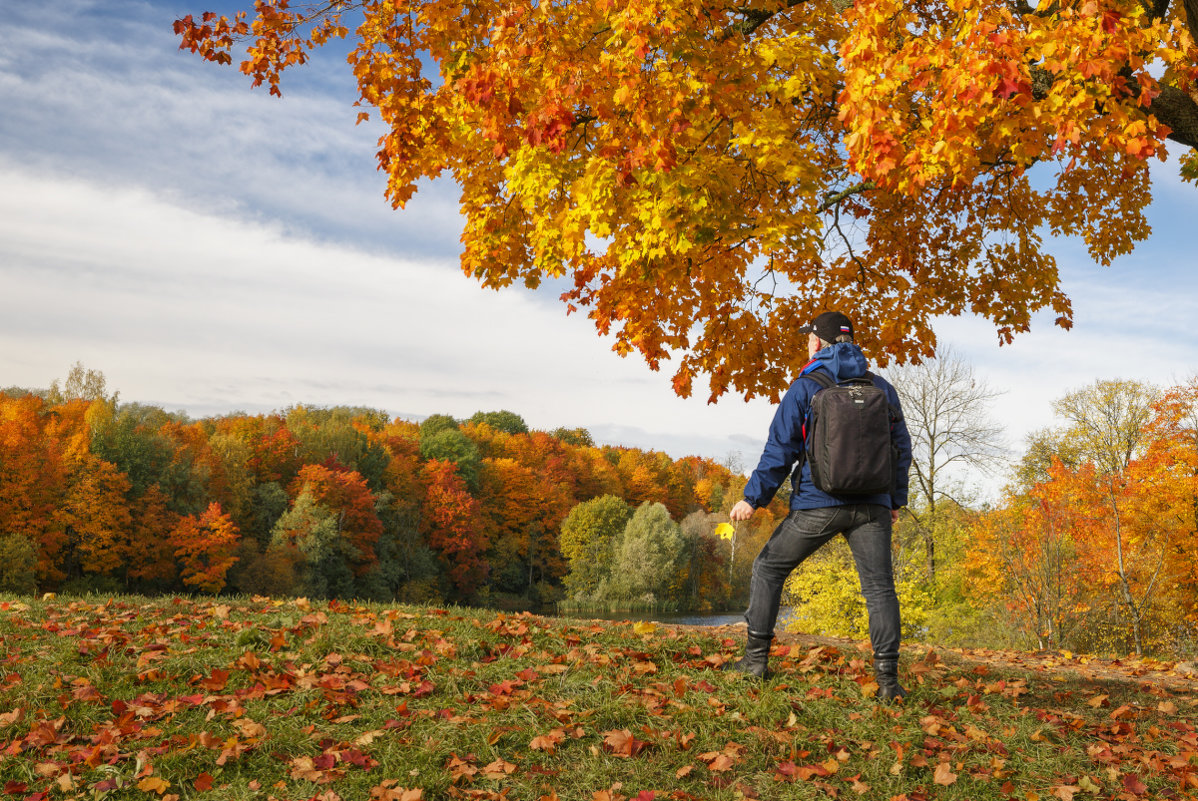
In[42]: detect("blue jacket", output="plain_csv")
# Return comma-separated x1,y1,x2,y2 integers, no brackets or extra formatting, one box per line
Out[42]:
743,342,912,511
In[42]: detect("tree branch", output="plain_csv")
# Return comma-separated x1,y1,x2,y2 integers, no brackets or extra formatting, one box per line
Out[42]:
720,0,818,41
818,181,876,212
1184,0,1198,44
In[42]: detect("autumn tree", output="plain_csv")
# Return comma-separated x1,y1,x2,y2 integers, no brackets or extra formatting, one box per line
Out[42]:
468,410,528,435
0,394,67,591
552,427,595,448
126,485,179,591
1043,379,1161,652
171,501,240,594
47,362,117,406
884,347,1006,584
176,0,1198,401
559,494,633,602
419,427,482,490
286,406,391,490
1053,379,1160,475
420,459,488,598
272,464,385,597
677,511,731,612
476,457,569,601
967,472,1094,651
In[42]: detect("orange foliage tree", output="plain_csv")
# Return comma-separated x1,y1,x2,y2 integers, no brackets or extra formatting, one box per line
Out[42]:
289,463,384,575
969,379,1198,655
176,0,1198,400
966,466,1095,651
420,459,487,598
0,395,66,582
127,485,180,589
171,501,240,593
476,457,571,596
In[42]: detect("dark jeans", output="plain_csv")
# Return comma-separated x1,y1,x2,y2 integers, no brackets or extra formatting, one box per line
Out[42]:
743,504,901,661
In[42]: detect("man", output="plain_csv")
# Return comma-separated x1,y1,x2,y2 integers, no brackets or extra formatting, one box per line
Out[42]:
727,311,912,700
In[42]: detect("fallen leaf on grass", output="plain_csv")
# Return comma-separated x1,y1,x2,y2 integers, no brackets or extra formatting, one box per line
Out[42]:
482,759,517,779
602,729,650,757
1123,773,1148,795
933,762,957,786
137,776,171,794
847,773,870,794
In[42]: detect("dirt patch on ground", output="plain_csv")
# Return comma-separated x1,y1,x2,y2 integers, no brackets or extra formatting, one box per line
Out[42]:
685,622,1198,699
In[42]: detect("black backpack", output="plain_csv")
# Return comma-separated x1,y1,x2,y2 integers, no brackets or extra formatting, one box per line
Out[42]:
798,370,898,496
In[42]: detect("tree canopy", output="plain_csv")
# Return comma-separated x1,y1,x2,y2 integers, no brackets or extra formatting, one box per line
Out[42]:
176,0,1198,400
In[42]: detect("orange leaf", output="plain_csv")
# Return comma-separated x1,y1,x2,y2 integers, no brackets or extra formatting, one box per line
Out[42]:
933,762,958,786
137,777,171,794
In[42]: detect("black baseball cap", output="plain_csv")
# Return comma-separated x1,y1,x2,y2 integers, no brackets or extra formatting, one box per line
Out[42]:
798,311,854,342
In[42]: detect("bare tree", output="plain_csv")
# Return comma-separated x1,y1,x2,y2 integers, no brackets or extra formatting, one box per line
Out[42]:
885,346,1007,584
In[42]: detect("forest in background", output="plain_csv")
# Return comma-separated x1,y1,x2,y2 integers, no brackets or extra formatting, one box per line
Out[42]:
3,362,1198,660
0,365,778,616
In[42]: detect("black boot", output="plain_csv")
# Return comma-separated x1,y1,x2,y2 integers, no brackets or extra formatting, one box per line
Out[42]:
874,658,907,701
724,631,774,679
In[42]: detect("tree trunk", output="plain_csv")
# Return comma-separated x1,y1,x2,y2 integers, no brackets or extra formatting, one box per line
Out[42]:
1108,480,1144,657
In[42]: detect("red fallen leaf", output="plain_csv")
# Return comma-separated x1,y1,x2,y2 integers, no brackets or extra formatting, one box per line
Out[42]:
793,763,832,781
412,680,435,698
342,748,376,768
1123,774,1148,795
3,781,27,794
515,668,538,682
196,669,229,692
775,761,798,781
194,773,214,791
633,792,655,801
602,729,650,757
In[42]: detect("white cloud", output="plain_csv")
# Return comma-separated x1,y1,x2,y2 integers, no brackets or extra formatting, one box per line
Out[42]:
3,0,1197,504
0,163,777,463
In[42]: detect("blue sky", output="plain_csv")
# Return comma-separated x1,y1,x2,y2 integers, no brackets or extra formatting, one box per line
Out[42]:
2,0,1196,499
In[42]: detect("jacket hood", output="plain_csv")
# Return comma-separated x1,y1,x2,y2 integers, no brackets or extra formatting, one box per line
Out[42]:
810,342,869,382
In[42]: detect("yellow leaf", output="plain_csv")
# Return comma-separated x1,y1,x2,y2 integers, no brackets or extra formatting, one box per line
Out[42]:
632,621,658,635
138,777,171,794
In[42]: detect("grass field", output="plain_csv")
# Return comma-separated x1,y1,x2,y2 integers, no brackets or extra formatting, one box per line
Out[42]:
0,594,1195,800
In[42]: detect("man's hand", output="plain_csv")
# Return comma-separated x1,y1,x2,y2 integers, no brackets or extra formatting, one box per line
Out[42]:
729,500,755,522
891,509,900,524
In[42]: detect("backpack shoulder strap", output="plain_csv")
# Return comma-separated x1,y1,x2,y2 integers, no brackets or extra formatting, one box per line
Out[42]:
803,369,836,390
